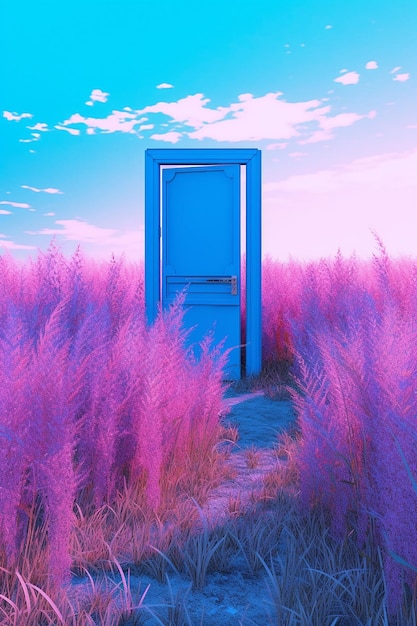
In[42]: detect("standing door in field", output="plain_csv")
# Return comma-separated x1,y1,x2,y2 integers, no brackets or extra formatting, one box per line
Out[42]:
162,165,241,380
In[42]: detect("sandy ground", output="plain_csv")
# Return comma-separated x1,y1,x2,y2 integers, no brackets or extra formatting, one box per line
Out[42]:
69,392,297,624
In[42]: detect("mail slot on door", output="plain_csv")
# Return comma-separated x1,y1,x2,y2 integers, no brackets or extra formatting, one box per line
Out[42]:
166,276,238,296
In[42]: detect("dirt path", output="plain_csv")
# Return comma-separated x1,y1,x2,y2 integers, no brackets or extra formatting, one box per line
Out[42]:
69,392,298,624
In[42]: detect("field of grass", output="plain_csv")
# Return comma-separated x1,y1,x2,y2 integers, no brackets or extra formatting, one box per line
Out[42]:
0,237,416,624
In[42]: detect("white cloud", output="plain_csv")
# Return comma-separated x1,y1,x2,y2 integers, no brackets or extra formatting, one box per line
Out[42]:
0,200,32,209
43,212,55,216
325,24,332,29
390,66,401,74
21,185,63,194
365,61,378,70
0,210,11,215
334,71,360,85
156,83,174,89
3,111,33,121
393,73,410,82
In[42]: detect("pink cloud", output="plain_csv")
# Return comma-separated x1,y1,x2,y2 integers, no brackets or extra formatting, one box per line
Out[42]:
25,219,119,242
0,210,11,215
266,142,288,150
149,131,183,143
136,93,228,128
131,91,373,144
299,129,334,144
3,111,33,121
263,149,417,193
55,125,81,135
21,185,63,194
24,219,144,258
60,111,147,134
86,88,110,105
0,200,32,209
0,239,37,251
393,73,410,82
186,93,331,142
365,61,378,70
320,110,376,131
334,71,360,85
262,151,417,261
55,89,378,146
27,123,49,131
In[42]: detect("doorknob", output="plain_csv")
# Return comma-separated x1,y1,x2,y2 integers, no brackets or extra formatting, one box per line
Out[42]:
206,276,238,295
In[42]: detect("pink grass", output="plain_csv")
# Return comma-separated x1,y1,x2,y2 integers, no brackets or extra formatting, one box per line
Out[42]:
0,237,417,618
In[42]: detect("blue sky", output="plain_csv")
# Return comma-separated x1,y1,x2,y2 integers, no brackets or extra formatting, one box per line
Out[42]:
1,0,416,263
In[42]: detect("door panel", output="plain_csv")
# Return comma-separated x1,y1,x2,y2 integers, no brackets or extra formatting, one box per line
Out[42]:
162,165,241,379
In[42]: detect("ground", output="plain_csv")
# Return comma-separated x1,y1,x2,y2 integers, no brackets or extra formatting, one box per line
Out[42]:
68,391,297,624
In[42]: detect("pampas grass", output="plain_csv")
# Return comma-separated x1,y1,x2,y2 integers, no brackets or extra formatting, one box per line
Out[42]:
0,237,416,622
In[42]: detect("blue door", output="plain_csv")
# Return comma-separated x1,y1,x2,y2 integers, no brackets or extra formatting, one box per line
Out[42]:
162,165,241,380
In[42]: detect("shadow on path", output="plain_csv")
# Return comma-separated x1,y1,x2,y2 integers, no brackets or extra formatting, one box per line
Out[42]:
220,390,297,450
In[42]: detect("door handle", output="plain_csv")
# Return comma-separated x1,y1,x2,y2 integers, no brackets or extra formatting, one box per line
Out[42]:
206,276,238,295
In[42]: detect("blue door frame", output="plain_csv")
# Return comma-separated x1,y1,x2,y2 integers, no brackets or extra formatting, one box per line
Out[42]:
145,148,262,378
